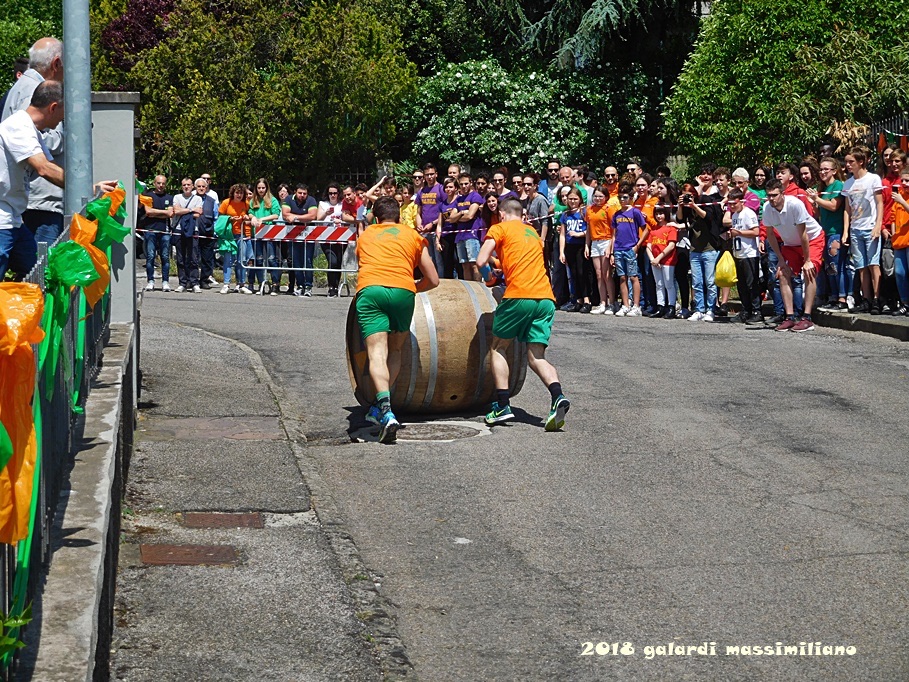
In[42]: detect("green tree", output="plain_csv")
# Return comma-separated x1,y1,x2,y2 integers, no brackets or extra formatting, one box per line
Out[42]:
98,0,414,183
0,0,61,91
396,58,652,171
663,0,909,168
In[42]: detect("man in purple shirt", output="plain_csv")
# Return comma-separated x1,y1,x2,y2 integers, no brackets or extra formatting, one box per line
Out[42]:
415,163,444,275
453,173,484,280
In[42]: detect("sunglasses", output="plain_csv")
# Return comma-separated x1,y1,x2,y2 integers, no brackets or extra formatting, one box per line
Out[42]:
493,178,505,182
413,175,423,179
523,182,535,186
604,174,618,178
328,191,339,195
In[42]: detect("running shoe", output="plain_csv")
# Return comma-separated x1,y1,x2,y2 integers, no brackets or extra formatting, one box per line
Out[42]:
545,395,570,432
365,404,383,426
378,411,401,444
485,402,515,425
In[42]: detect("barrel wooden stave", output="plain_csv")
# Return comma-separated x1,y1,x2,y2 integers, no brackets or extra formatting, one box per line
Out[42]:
346,280,527,415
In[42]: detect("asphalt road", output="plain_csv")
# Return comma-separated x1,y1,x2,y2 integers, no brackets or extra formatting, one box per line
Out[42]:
142,284,909,681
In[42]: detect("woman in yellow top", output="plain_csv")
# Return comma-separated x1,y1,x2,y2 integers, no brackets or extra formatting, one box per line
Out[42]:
218,184,251,294
399,182,418,230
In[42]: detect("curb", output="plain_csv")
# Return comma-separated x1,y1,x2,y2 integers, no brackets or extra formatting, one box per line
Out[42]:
725,301,909,341
158,320,416,680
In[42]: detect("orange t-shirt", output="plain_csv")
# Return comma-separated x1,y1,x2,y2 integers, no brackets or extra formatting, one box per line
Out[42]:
220,199,250,236
634,195,658,231
893,189,909,250
485,220,554,301
356,222,427,293
586,205,613,241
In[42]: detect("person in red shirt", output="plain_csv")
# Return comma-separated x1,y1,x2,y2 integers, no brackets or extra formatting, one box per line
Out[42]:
646,206,678,318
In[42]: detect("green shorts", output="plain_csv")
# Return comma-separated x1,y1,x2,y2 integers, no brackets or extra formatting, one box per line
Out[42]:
356,286,416,338
492,298,556,346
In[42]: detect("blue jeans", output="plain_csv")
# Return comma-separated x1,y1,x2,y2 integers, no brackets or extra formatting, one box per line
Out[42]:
894,248,909,303
824,234,852,299
246,239,263,285
0,225,38,280
425,233,444,277
145,231,171,282
23,209,64,245
292,241,315,288
266,241,281,283
768,247,804,315
689,250,719,313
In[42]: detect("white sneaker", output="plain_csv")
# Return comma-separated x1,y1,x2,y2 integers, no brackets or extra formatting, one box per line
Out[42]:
702,312,714,322
269,290,278,296
162,282,171,292
601,305,615,316
208,276,218,285
239,286,253,295
615,305,630,317
175,285,185,293
144,281,155,291
846,294,855,309
590,304,606,314
192,285,201,293
689,311,704,321
628,305,642,317
219,284,230,294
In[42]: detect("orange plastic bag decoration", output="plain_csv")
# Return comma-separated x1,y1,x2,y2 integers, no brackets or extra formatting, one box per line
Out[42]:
71,213,110,308
0,283,45,544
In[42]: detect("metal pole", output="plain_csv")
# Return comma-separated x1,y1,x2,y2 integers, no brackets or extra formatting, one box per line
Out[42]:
63,0,93,215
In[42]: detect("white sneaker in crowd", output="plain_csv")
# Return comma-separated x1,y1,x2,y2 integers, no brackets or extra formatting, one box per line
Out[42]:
239,286,253,295
602,304,615,316
689,311,704,321
175,285,185,293
162,282,171,292
192,285,201,293
702,312,714,322
590,304,606,314
144,281,155,291
219,284,230,294
628,306,642,317
208,276,218,285
615,305,630,317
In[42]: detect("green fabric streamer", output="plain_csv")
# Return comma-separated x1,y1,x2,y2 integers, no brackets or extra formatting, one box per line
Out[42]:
214,215,238,255
45,241,101,288
85,196,130,251
72,294,87,410
0,423,12,472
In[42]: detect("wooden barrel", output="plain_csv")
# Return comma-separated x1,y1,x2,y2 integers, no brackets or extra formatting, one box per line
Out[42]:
346,280,528,414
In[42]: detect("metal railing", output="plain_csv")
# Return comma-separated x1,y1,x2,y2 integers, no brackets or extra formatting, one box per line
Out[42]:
0,226,110,679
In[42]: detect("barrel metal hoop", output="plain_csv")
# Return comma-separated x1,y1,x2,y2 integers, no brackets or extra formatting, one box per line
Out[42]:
419,292,438,410
404,315,418,406
460,281,487,404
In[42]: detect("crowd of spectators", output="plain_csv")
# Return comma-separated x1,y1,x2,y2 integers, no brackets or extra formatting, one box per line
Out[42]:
139,144,909,336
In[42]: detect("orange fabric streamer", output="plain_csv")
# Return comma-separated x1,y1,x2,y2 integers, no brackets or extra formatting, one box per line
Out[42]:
138,194,153,209
0,283,45,544
105,186,126,216
70,214,110,308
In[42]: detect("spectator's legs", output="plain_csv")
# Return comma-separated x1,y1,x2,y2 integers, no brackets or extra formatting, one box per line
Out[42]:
22,209,64,245
199,238,215,283
267,241,281,284
159,233,171,283
663,265,677,307
234,237,246,285
652,265,667,307
325,243,344,289
550,239,569,305
702,250,719,311
145,232,159,282
179,236,199,287
766,248,784,315
894,248,909,304
0,225,38,280
689,250,706,313
674,248,690,310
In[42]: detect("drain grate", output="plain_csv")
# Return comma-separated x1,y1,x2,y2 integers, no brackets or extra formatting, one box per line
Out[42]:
140,544,239,566
182,512,265,529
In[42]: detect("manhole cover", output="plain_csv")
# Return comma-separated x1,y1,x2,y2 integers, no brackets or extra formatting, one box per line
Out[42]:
183,512,264,529
350,420,492,443
397,423,480,441
140,544,239,566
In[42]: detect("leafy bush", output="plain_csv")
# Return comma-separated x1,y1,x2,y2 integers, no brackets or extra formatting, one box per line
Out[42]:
398,59,652,171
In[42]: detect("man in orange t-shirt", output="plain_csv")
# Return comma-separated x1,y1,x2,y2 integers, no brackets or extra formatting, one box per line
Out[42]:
355,196,439,443
477,197,570,431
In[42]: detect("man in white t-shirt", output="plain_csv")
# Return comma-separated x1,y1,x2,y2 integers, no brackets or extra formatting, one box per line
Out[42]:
722,188,763,324
762,179,825,333
841,147,885,314
0,79,63,279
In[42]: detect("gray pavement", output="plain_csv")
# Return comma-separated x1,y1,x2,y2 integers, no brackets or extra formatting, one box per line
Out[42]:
126,281,909,681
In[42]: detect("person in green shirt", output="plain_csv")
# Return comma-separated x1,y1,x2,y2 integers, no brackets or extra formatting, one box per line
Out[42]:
810,158,849,310
248,178,283,295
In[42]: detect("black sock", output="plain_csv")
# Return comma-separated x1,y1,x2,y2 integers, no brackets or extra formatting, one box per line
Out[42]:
497,390,510,408
548,382,562,401
803,314,812,321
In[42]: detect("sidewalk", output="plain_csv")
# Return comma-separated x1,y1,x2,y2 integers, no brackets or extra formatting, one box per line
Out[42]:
110,316,405,680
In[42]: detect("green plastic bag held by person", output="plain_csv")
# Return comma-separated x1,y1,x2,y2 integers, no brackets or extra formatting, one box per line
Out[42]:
715,250,737,288
214,215,237,256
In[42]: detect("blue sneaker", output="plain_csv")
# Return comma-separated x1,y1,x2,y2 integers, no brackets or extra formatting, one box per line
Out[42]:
485,401,515,425
365,404,382,426
544,395,570,432
378,411,401,444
